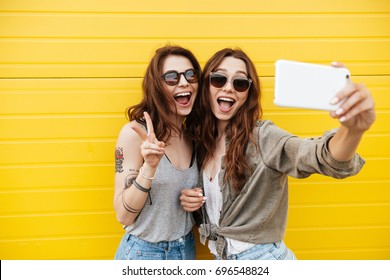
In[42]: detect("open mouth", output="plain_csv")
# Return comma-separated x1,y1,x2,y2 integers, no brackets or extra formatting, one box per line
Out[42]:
174,92,191,105
217,97,235,111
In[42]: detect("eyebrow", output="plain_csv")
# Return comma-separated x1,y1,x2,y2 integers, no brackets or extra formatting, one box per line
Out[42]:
214,68,248,76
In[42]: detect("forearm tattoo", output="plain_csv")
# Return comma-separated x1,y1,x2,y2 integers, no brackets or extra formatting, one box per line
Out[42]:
124,170,139,189
115,147,124,173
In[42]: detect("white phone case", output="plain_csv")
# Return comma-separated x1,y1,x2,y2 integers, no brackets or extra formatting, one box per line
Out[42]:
274,60,350,111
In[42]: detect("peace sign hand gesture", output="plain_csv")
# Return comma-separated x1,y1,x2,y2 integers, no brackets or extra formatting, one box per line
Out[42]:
131,112,165,169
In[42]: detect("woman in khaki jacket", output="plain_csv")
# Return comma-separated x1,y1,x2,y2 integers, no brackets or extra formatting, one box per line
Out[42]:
181,48,376,260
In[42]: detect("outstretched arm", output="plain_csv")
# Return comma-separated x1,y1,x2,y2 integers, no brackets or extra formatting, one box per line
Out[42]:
328,62,376,161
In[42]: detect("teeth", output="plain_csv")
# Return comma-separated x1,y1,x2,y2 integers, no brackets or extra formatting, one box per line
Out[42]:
218,97,234,102
175,92,191,97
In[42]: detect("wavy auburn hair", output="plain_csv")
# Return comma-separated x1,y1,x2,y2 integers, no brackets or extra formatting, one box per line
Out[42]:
187,48,262,192
126,45,201,143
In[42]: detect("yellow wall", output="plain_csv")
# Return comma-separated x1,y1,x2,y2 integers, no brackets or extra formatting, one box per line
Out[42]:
0,0,389,260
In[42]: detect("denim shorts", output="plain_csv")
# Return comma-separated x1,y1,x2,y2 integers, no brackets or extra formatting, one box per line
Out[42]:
215,240,297,260
114,231,196,260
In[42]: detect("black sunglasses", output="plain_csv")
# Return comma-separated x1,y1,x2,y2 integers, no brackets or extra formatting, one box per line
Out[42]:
161,69,199,86
210,72,252,92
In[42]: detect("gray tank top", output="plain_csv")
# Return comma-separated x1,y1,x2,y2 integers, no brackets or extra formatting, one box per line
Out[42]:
125,154,198,242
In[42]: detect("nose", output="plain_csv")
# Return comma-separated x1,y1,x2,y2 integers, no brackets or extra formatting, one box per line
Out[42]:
178,73,189,86
223,80,234,92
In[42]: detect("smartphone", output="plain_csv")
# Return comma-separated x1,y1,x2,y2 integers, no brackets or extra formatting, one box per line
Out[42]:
274,60,350,111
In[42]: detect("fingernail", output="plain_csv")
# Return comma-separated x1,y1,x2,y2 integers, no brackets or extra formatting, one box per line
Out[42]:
330,97,339,105
202,197,207,201
339,116,346,122
198,192,203,197
335,108,343,115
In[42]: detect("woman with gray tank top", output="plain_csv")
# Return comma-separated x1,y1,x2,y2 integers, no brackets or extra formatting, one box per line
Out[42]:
114,45,204,260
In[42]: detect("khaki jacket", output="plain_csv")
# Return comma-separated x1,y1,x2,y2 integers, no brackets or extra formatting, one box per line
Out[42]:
198,120,365,258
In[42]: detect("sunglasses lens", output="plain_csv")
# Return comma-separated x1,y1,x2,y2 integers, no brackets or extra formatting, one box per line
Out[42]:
210,73,227,88
163,71,179,86
184,69,199,83
233,78,250,92
163,69,198,85
210,73,251,92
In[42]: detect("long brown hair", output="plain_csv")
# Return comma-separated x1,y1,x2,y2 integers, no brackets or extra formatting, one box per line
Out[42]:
126,45,201,143
188,48,262,192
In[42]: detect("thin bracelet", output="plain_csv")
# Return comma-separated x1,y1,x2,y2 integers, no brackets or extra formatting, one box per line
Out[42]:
132,179,150,193
133,179,152,205
139,166,155,180
121,190,142,213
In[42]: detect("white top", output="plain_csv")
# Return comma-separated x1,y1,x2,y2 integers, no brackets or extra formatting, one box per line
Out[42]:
203,172,255,256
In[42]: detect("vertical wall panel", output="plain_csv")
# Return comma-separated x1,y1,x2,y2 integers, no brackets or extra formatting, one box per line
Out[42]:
0,0,389,260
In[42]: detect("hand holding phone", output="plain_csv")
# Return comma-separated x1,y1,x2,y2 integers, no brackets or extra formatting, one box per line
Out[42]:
274,60,350,111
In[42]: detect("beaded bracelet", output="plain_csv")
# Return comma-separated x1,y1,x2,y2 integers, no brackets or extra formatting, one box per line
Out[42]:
139,167,155,180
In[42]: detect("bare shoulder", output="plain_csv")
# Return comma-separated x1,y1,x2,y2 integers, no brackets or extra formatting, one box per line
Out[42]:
115,121,144,169
117,121,145,143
